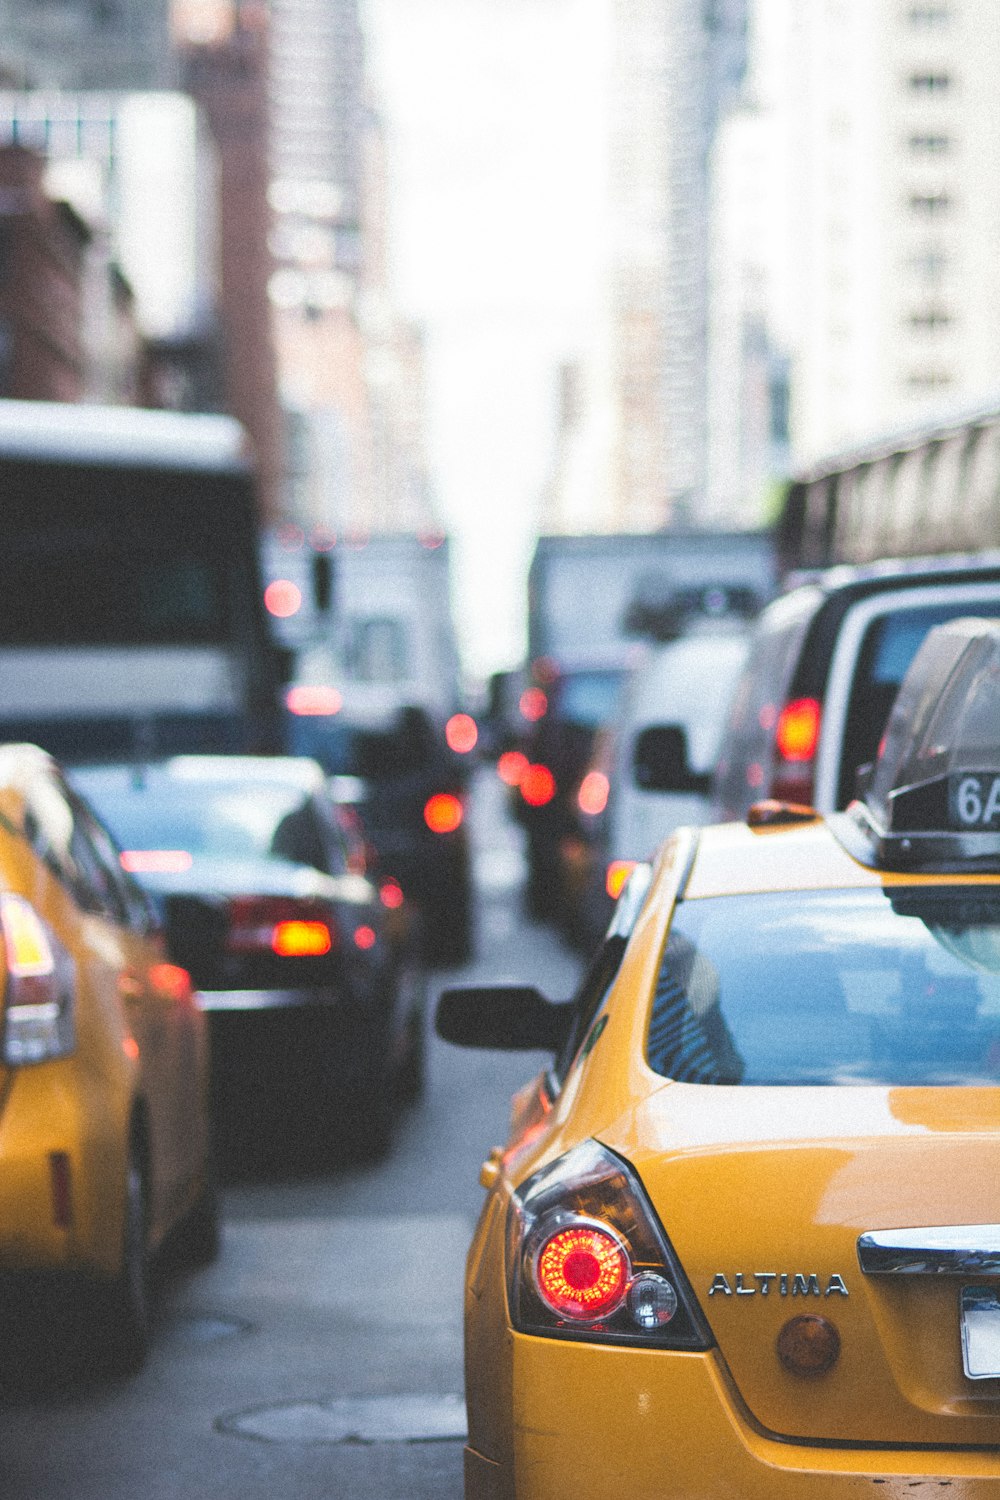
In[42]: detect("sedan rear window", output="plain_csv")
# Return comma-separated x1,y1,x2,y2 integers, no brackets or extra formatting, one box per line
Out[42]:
648,887,1000,1086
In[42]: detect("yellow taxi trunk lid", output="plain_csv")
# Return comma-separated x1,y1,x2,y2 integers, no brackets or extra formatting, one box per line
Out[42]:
615,1081,1000,1448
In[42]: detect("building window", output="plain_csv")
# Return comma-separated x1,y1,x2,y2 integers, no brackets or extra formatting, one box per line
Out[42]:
906,370,953,390
908,133,952,154
908,247,950,281
907,4,952,25
907,306,953,330
909,191,952,216
908,72,953,92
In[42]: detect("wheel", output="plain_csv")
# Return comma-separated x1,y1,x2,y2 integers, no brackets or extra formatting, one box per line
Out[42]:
91,1145,151,1377
395,989,427,1104
338,1006,395,1165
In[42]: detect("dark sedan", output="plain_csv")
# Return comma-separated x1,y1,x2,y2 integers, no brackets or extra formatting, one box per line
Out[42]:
71,756,426,1163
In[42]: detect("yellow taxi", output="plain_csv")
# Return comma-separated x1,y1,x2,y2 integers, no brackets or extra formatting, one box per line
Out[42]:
437,616,1000,1499
0,744,214,1374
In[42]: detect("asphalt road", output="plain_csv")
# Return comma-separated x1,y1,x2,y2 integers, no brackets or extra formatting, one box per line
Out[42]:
0,768,584,1500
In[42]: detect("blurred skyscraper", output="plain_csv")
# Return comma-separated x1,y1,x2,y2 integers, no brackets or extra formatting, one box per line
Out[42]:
268,0,434,533
547,0,747,534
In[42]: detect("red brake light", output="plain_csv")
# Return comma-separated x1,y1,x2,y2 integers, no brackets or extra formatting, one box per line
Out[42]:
577,770,609,817
226,897,337,955
285,685,343,716
353,924,377,950
424,793,464,834
379,878,404,910
445,713,478,754
520,764,556,808
272,920,333,957
120,849,193,874
264,579,303,618
606,860,637,899
497,750,528,787
775,697,821,762
519,687,548,723
149,962,194,1003
533,1220,630,1321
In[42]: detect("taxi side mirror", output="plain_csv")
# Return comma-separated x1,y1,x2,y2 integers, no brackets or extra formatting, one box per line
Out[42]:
435,984,572,1052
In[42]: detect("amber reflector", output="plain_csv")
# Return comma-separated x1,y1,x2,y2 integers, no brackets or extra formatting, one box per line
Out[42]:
776,1315,841,1376
424,792,464,833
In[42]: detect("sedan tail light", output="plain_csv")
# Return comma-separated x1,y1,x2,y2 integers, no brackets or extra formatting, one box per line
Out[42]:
0,894,76,1065
225,896,338,956
507,1139,711,1349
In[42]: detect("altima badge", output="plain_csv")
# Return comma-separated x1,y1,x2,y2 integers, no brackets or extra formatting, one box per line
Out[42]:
708,1272,849,1298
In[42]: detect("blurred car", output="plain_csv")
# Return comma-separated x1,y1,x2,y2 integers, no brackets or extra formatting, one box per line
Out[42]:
436,617,1000,1499
286,701,475,966
712,553,1000,820
71,755,426,1160
0,743,213,1375
509,656,631,924
562,624,751,950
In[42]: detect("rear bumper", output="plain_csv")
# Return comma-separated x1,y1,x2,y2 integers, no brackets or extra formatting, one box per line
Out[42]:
489,1337,1000,1500
196,987,341,1012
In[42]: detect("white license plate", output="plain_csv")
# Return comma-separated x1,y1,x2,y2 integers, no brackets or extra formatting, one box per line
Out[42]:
960,1287,1000,1379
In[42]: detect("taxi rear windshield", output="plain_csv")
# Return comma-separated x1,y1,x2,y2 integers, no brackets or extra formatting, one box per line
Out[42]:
648,887,1000,1086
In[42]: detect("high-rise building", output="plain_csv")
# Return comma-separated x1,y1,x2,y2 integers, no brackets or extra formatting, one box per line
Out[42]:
711,0,1000,491
267,0,435,533
599,0,747,530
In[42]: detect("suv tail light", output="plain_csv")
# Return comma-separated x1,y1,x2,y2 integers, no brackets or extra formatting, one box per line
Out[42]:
772,696,821,805
507,1139,711,1349
0,894,76,1065
226,896,338,956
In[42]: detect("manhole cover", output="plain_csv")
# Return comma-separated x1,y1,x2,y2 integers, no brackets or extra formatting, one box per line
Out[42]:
220,1393,467,1444
162,1313,251,1345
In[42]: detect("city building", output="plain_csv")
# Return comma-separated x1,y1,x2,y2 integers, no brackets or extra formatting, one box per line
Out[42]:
179,1,285,521
710,0,1000,502
267,0,435,534
0,0,174,90
0,145,92,400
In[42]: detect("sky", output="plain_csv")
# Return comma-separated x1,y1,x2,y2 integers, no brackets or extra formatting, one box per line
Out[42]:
362,0,609,679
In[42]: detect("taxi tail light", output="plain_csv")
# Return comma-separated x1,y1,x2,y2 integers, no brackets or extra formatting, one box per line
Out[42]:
0,894,76,1065
225,896,338,956
507,1139,712,1349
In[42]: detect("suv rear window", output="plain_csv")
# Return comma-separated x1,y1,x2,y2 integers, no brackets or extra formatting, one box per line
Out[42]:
838,602,1000,805
648,887,1000,1086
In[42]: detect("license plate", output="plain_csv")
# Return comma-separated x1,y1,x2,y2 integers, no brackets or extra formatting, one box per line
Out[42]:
949,774,1000,831
960,1287,1000,1379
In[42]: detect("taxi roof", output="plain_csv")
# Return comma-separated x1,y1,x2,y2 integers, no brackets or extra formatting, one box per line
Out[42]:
681,816,882,900
680,812,1000,901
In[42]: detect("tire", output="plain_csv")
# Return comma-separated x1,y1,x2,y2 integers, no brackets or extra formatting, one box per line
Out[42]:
395,994,426,1104
91,1145,151,1377
339,1006,395,1165
173,1160,221,1268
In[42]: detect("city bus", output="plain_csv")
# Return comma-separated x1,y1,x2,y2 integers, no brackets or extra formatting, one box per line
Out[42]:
0,399,287,762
